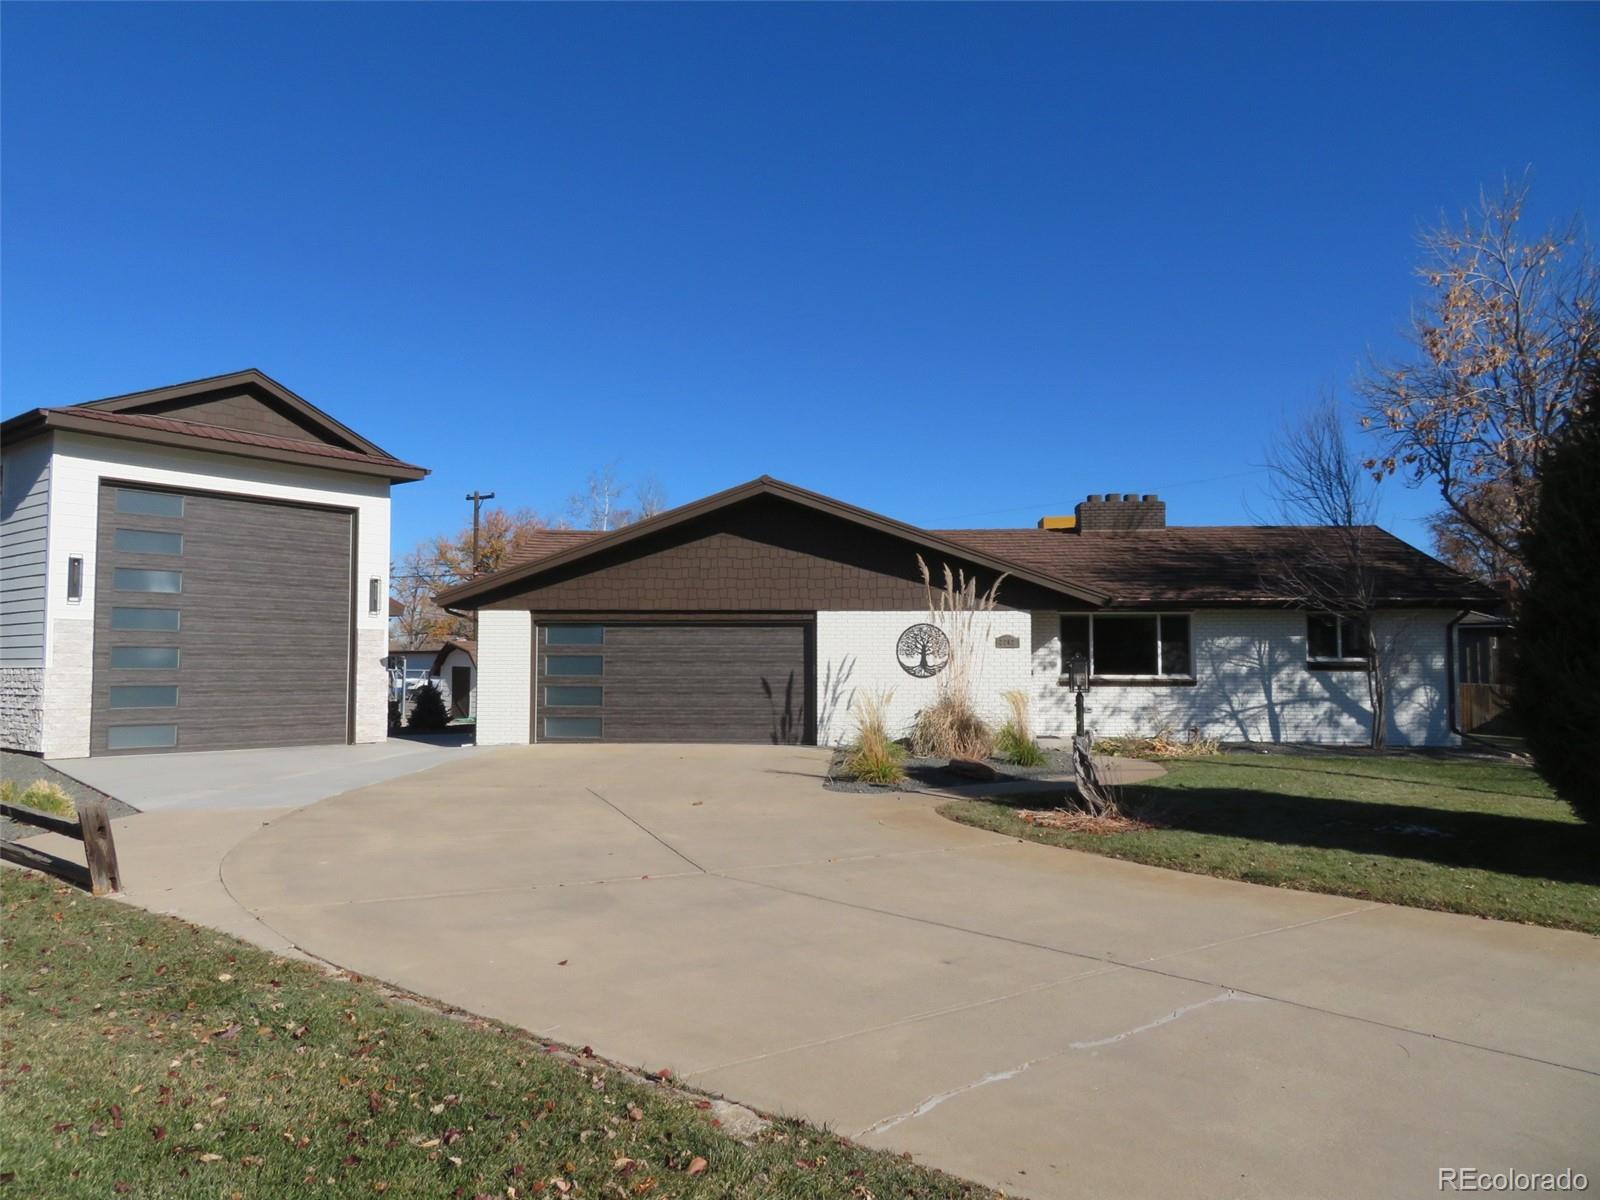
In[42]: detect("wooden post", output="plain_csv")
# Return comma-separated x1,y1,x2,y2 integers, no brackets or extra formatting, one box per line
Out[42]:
76,798,122,896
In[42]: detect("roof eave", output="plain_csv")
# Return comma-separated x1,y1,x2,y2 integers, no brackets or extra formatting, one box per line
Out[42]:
33,410,428,482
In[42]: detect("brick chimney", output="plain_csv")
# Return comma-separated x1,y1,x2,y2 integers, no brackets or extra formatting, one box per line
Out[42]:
1072,493,1166,532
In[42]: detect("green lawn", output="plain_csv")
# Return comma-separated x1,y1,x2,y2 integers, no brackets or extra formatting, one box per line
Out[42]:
941,753,1600,935
0,870,994,1199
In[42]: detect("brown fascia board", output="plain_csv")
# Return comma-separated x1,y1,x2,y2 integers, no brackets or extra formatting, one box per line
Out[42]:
73,368,405,462
434,475,1109,608
2,408,428,483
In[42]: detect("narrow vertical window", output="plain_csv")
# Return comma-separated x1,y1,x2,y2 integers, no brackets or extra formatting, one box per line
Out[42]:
368,578,381,615
67,556,84,602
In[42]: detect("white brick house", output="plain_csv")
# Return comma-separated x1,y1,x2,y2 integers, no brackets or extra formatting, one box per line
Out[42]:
438,477,1493,749
1,371,426,758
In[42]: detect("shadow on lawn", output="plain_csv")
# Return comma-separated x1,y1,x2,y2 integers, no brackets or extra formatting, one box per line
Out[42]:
998,785,1600,886
1195,756,1549,802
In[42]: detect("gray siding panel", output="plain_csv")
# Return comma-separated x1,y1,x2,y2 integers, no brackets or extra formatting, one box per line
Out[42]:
0,440,51,666
90,483,353,753
537,622,813,744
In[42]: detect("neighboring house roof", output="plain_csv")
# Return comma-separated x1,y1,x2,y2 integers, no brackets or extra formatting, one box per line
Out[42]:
389,597,405,618
430,639,476,675
436,476,1110,608
935,526,1498,608
389,642,446,656
0,369,428,483
437,476,1496,612
505,528,607,567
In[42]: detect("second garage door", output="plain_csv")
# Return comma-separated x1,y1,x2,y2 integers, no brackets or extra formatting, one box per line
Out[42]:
89,483,353,755
536,622,812,744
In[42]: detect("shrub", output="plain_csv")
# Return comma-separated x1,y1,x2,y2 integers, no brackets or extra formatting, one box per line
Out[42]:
912,694,994,761
995,689,1046,767
406,681,449,731
0,777,76,818
1517,371,1600,820
843,689,906,786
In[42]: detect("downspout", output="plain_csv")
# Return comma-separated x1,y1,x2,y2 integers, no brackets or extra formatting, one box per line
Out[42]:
1444,609,1468,740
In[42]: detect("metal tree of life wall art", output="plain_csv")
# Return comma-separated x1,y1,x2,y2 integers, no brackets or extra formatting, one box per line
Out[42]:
897,623,950,678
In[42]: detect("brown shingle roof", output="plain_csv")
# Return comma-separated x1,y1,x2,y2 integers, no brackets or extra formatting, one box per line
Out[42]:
50,407,426,473
505,528,606,566
933,526,1495,607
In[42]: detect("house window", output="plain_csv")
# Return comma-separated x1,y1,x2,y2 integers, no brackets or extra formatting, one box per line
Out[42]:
544,716,602,739
1059,614,1193,681
368,578,381,616
1307,615,1369,663
67,556,84,602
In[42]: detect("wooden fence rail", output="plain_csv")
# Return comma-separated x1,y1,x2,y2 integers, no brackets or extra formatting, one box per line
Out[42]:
1,798,122,896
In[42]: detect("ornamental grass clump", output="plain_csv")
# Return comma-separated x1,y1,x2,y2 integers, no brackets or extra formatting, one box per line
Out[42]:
994,689,1047,767
0,777,75,818
909,556,1003,761
843,688,906,786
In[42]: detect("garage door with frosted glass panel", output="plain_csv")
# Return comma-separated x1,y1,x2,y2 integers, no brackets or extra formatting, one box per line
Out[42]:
90,484,353,754
536,622,812,744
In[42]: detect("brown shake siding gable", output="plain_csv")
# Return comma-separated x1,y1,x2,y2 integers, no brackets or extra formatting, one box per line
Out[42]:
477,495,1080,613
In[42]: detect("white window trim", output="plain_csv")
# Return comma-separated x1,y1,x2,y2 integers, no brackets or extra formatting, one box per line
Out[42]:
1306,614,1371,664
1058,612,1196,682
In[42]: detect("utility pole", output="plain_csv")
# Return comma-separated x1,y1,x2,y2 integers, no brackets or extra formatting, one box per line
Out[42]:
465,490,496,577
465,490,495,646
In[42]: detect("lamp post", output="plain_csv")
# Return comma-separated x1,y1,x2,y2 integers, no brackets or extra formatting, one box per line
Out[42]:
1065,653,1090,738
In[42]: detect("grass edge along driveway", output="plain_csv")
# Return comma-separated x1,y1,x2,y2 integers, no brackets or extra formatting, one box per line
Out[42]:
0,870,997,1200
941,752,1599,935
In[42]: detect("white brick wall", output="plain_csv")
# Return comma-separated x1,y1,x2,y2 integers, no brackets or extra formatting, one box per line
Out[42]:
354,629,389,744
816,609,1034,746
37,431,395,758
475,610,531,745
40,618,92,757
1028,609,1457,747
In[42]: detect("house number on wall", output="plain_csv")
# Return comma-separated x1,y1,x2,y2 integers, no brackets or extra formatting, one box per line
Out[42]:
896,623,951,678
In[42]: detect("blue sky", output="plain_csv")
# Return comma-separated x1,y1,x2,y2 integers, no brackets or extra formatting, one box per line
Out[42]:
4,3,1597,557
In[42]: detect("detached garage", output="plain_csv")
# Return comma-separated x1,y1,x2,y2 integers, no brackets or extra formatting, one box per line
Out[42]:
1,370,427,757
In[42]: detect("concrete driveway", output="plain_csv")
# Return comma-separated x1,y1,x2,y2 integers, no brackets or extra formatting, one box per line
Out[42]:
201,746,1600,1197
52,734,468,813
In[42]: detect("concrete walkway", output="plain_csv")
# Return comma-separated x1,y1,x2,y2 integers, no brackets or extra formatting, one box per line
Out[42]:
87,745,1600,1197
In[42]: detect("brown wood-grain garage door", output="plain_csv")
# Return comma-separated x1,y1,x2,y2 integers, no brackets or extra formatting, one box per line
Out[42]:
535,622,812,744
89,483,353,755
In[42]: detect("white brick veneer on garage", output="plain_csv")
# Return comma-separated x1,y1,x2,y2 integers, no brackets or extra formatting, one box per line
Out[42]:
816,609,1034,745
36,431,395,757
1028,609,1457,747
475,610,531,745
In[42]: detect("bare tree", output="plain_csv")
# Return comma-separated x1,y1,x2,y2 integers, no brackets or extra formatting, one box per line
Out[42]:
635,474,669,519
1359,178,1599,599
566,463,632,531
1267,398,1393,748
